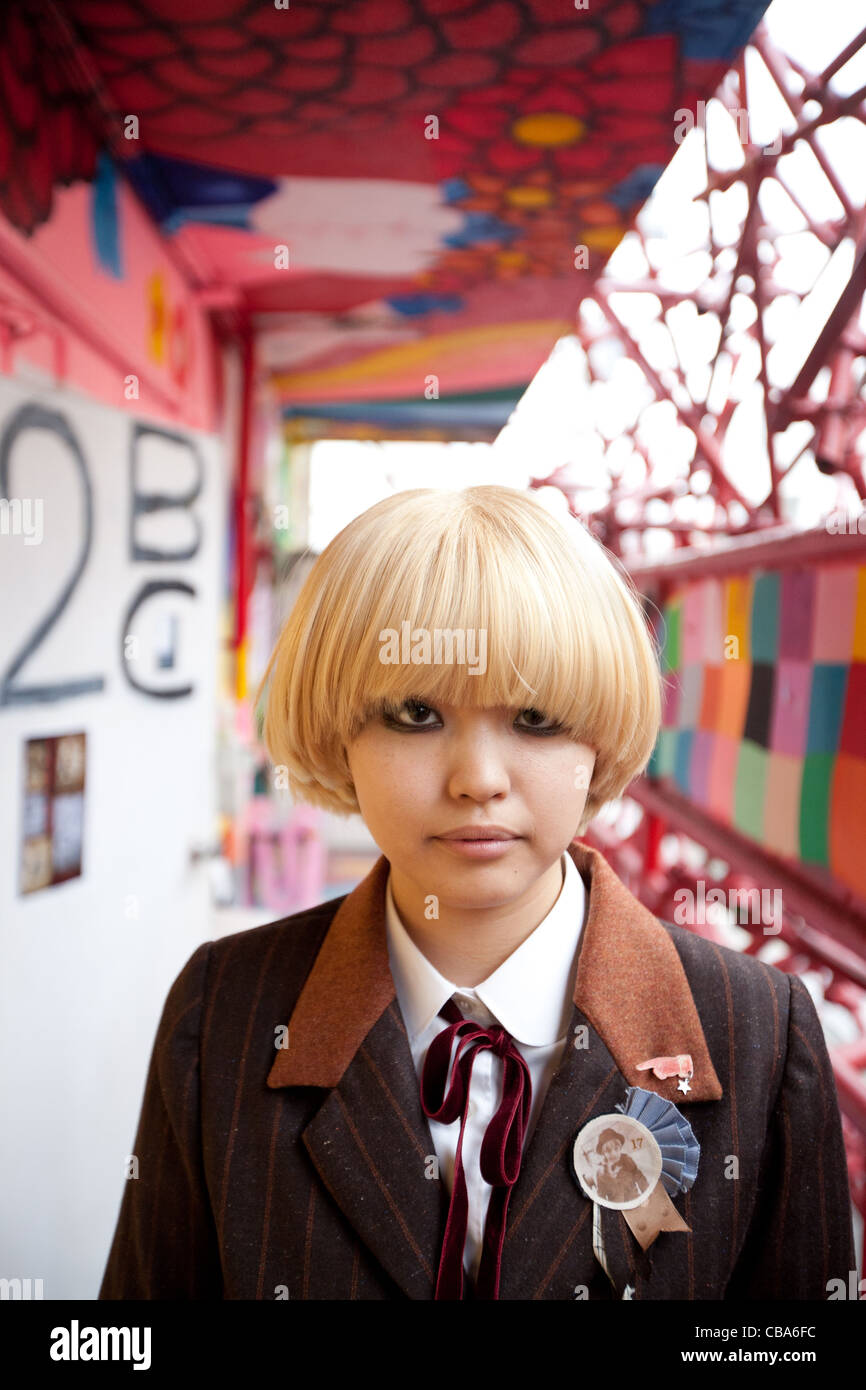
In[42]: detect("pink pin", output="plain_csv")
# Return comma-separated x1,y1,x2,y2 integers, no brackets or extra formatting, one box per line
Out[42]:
636,1054,694,1082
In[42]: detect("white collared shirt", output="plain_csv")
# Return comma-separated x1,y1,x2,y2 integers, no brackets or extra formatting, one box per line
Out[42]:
385,850,587,1285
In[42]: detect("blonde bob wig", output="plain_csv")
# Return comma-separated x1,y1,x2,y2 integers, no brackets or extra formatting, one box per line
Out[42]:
256,485,663,834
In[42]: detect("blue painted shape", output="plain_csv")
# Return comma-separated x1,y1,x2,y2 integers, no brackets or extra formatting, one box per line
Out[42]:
643,0,771,60
282,395,521,430
750,572,779,663
443,211,522,249
441,178,474,204
123,151,277,229
607,164,666,211
160,204,255,234
92,151,123,278
386,294,465,317
673,728,694,795
806,664,849,754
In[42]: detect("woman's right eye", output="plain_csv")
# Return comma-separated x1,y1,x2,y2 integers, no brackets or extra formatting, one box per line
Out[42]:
383,698,440,728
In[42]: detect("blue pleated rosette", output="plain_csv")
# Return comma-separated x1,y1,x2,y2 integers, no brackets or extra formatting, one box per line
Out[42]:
615,1086,699,1197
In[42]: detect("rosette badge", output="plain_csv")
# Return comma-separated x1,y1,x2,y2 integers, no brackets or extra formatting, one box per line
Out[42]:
572,1085,700,1253
618,1086,699,1200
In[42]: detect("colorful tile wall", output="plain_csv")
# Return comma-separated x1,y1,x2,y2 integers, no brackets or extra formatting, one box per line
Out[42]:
647,564,866,902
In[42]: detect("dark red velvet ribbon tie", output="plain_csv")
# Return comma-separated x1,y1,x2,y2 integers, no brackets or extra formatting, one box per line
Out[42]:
420,996,532,1300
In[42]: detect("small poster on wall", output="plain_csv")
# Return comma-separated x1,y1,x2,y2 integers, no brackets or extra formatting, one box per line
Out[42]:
20,733,86,894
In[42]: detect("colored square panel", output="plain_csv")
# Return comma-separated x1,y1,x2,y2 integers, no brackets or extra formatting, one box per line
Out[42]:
23,793,47,838
689,730,714,806
698,665,723,732
679,580,724,667
662,672,681,729
651,727,677,779
799,753,834,865
702,580,725,664
20,835,52,893
26,740,50,792
812,565,857,662
717,658,751,740
763,751,803,861
55,733,86,791
769,659,811,756
853,566,866,662
750,572,779,663
778,570,814,661
733,740,768,842
681,585,707,666
52,792,84,872
647,607,665,670
725,576,751,663
829,753,866,901
647,734,661,779
744,662,775,748
678,664,704,729
662,602,681,673
707,734,738,825
839,662,866,759
673,729,694,796
806,664,849,754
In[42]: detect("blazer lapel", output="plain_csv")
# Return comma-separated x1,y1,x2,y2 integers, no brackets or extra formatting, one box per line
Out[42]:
498,1000,633,1299
267,856,443,1300
301,998,445,1299
501,840,723,1299
266,840,723,1301
568,841,722,1102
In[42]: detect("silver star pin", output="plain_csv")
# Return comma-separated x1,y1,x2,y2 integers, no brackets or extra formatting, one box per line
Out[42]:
678,1075,692,1094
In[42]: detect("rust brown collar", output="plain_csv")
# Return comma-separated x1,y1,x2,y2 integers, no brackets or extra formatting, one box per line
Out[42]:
267,840,723,1101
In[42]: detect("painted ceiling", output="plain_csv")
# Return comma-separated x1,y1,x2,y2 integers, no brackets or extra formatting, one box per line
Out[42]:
2,0,771,432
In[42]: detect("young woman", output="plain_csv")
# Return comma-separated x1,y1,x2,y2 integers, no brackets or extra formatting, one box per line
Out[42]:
99,485,854,1300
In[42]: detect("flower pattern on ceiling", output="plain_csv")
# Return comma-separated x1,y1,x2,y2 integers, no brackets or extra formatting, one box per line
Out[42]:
4,0,767,248
0,0,771,405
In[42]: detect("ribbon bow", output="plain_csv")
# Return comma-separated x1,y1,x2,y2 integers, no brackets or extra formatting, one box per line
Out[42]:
420,997,532,1299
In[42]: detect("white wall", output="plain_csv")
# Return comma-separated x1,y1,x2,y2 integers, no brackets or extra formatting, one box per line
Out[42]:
0,369,228,1297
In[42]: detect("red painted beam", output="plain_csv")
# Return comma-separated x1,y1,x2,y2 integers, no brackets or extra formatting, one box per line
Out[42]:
626,522,866,583
626,779,866,974
232,322,254,692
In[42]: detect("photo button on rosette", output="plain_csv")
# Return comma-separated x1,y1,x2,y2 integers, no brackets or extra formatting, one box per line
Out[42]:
572,1113,662,1211
572,1087,698,1250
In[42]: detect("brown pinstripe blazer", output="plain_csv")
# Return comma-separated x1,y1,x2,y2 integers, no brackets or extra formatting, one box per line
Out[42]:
99,841,855,1300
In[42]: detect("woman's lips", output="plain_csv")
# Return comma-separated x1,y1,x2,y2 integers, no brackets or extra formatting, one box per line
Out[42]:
434,835,521,859
436,826,519,840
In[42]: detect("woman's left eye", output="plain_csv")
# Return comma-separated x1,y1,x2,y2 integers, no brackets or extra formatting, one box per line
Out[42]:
515,708,562,734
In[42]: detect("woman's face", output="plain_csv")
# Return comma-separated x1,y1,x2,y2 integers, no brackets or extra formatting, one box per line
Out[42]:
344,697,596,913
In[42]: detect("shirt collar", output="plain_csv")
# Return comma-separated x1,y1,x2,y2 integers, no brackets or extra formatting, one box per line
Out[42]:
385,850,587,1047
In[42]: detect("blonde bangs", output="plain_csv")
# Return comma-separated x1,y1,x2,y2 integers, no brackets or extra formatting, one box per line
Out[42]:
256,486,663,823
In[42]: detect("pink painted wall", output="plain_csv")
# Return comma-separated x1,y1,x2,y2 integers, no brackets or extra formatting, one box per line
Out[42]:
0,177,220,432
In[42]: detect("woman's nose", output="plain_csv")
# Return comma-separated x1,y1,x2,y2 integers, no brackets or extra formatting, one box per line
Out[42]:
444,727,511,801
